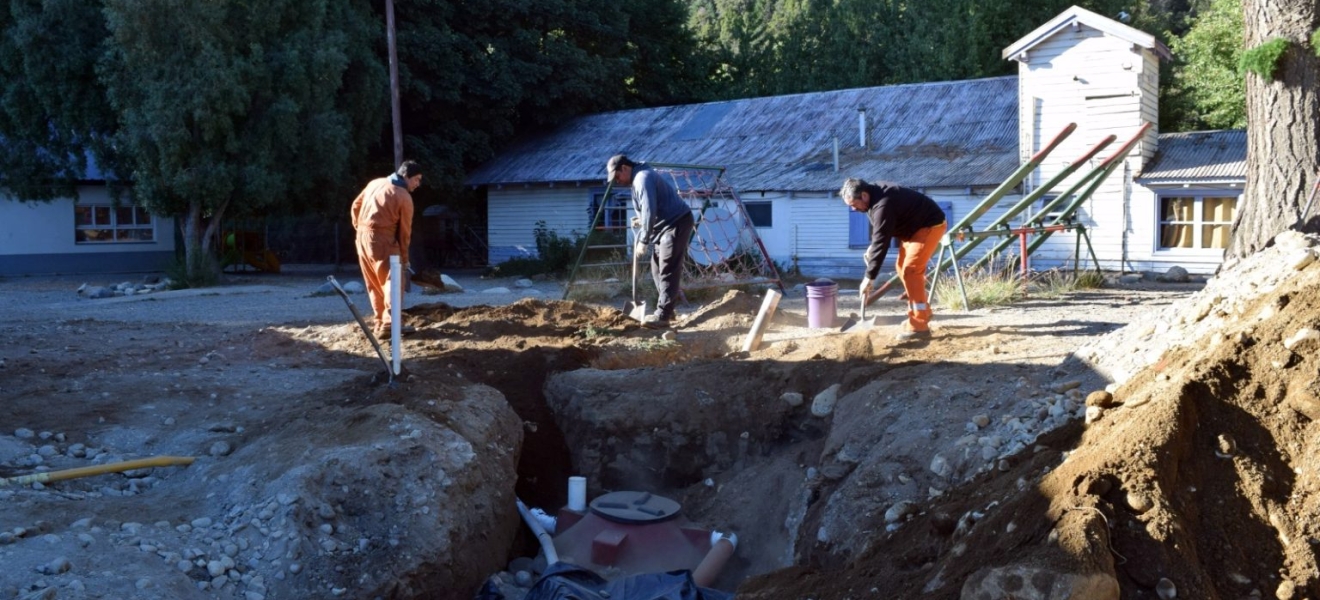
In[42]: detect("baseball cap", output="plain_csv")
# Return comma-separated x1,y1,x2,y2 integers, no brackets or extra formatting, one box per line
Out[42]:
606,154,633,181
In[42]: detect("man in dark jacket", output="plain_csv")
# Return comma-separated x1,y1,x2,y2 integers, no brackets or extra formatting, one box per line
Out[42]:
607,154,695,328
840,178,947,341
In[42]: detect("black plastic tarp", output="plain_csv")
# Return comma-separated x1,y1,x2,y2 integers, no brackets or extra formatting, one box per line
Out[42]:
478,563,733,600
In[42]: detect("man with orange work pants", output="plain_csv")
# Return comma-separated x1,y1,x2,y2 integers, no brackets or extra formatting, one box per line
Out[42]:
840,178,947,342
351,160,422,338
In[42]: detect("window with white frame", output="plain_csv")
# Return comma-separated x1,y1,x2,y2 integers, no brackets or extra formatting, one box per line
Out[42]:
75,204,155,243
1158,193,1237,250
588,189,630,230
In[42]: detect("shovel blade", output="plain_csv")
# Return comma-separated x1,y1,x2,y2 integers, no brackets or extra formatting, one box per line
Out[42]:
624,300,648,322
839,312,877,333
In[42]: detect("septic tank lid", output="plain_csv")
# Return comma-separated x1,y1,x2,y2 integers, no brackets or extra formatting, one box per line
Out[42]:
589,491,681,524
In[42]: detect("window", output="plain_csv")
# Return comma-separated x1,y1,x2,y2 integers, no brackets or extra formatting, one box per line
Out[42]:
744,202,772,228
75,204,155,243
1158,194,1237,250
588,190,630,230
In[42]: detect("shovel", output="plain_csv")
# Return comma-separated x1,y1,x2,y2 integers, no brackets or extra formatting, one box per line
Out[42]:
623,243,648,322
839,289,877,332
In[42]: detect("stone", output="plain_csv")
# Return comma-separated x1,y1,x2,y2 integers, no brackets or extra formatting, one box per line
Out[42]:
1283,328,1320,351
209,441,234,457
1085,390,1116,408
1126,492,1154,514
439,274,464,291
1160,266,1190,283
885,500,919,524
780,392,804,407
810,384,842,417
1288,249,1316,271
38,557,72,575
1156,577,1177,599
13,428,35,439
929,454,953,479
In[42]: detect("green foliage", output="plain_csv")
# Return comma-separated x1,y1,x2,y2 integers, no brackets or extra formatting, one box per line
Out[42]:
1312,29,1320,58
1029,268,1107,298
1164,0,1246,130
0,0,123,201
1240,37,1291,79
100,0,384,219
933,261,1022,310
493,221,585,277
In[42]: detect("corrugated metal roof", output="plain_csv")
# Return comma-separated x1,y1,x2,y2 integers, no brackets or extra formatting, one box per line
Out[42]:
466,76,1020,192
1138,130,1245,184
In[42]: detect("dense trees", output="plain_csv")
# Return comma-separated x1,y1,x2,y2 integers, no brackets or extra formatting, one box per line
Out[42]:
0,0,1286,275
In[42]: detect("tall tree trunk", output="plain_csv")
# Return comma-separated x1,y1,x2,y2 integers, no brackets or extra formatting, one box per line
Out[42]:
179,198,227,284
1223,0,1320,265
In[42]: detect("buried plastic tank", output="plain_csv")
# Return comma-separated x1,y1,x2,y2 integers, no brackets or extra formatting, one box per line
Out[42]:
491,477,738,600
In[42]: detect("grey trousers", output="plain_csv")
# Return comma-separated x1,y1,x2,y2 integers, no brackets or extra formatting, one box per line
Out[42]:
651,211,695,318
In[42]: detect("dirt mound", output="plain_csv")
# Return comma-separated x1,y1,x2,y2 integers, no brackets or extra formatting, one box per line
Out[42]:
740,237,1320,599
408,298,631,339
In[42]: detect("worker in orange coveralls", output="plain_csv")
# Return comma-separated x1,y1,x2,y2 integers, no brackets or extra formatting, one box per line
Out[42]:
840,177,947,342
351,160,422,338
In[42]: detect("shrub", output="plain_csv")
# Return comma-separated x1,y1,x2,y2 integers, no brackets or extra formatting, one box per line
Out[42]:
932,261,1022,310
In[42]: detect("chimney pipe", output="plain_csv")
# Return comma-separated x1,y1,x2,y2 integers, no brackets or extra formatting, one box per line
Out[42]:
833,136,839,172
858,108,867,148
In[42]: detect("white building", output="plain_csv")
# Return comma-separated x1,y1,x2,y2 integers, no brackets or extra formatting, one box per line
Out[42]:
0,163,177,276
467,5,1242,278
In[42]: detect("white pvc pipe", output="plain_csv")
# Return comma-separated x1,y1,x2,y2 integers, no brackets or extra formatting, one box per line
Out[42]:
516,499,559,565
390,255,401,375
693,531,738,587
567,476,587,511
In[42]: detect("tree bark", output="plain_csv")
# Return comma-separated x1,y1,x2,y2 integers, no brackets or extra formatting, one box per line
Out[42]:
1223,0,1320,265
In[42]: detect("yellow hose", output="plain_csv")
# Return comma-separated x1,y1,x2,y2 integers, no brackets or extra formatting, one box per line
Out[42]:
0,456,196,487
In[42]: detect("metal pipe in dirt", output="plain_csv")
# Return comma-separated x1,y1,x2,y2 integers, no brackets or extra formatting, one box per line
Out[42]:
327,276,392,381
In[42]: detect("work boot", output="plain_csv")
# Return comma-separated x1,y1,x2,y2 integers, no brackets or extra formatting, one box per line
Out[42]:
894,329,932,342
642,312,672,329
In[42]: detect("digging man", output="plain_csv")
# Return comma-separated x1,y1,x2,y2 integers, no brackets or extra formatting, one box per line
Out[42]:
607,154,695,329
840,178,947,342
351,160,423,338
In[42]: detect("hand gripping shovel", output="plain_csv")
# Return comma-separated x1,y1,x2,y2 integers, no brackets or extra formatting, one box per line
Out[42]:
623,243,648,322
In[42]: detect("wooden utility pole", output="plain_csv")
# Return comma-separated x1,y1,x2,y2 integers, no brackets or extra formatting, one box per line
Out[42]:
386,0,403,168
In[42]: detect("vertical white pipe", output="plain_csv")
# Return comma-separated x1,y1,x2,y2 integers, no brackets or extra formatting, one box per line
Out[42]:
567,476,587,511
832,136,839,172
858,109,867,148
389,255,401,375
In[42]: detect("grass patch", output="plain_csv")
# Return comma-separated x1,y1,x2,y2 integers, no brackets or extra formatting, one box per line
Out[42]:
1029,268,1107,298
934,262,1107,309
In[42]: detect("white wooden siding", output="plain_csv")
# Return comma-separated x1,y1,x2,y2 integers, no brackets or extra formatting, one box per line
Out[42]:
1016,19,1173,274
487,185,596,263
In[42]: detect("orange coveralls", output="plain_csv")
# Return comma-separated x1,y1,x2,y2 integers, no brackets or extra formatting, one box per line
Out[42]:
350,177,414,332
